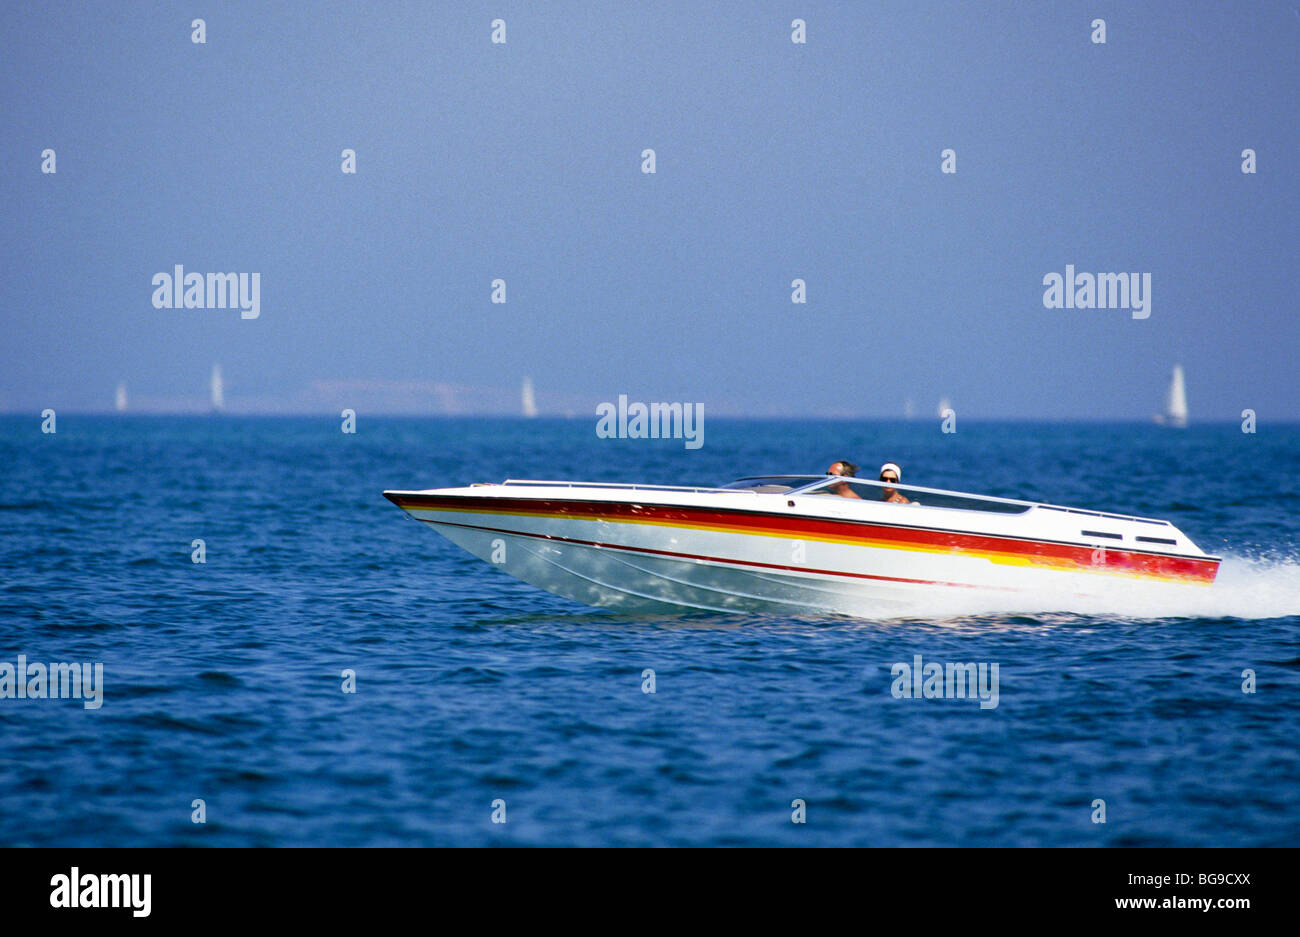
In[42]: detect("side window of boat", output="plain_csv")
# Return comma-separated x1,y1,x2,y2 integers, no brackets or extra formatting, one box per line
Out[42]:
915,492,1028,513
805,479,900,500
804,479,866,496
807,479,1032,514
904,491,1032,513
720,476,821,491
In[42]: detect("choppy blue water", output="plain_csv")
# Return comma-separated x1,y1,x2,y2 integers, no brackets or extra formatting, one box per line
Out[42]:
1,415,1297,846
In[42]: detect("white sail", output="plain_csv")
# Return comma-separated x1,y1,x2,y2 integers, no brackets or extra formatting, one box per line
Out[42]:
937,396,952,417
1166,365,1188,426
521,377,538,418
115,382,128,413
903,398,916,419
211,364,224,412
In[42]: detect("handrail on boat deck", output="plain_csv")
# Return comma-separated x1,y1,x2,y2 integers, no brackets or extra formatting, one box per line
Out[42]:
502,478,740,495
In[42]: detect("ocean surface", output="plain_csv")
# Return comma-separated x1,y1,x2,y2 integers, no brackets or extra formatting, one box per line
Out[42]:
1,415,1297,847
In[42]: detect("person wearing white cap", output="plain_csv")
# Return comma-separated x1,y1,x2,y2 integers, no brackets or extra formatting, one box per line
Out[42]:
878,462,910,504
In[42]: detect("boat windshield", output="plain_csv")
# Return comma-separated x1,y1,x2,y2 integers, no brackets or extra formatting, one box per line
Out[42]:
800,477,1033,514
718,476,826,493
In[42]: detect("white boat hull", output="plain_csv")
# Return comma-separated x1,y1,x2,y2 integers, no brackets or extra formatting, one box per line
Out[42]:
430,520,936,614
388,481,1220,617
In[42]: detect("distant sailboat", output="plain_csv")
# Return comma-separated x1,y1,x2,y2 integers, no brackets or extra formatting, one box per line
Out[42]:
521,377,538,418
1154,364,1188,428
903,398,916,420
115,382,128,413
210,364,224,412
937,396,952,417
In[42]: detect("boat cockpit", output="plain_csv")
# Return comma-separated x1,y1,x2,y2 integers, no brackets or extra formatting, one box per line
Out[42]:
719,475,1034,515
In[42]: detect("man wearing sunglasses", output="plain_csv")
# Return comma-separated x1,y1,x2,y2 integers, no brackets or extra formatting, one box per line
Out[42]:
825,460,862,498
878,462,910,504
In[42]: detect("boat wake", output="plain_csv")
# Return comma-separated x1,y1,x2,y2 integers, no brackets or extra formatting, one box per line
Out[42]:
885,553,1300,623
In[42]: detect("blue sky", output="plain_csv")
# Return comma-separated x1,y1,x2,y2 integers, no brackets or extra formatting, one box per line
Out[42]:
1,1,1296,419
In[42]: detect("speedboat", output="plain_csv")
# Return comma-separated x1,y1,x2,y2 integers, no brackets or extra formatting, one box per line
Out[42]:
383,475,1220,616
